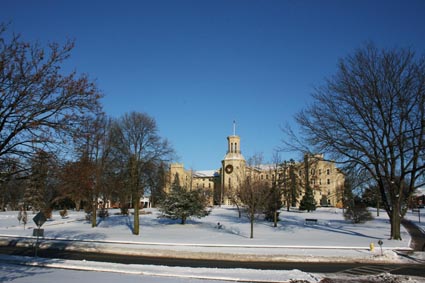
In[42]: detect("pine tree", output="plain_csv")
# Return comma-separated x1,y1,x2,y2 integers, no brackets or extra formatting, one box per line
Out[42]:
159,174,209,224
25,150,51,212
343,179,373,223
344,198,373,223
299,187,316,212
299,154,316,212
264,183,282,226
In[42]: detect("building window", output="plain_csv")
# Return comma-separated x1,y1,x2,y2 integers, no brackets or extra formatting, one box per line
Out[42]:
327,179,330,184
319,179,322,185
327,169,330,175
319,169,322,175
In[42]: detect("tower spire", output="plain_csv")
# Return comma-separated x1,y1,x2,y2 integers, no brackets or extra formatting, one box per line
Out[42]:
233,120,236,136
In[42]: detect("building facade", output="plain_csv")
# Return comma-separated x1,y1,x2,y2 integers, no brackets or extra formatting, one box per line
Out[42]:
166,132,345,207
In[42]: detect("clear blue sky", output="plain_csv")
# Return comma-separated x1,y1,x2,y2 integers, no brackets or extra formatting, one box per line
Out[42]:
2,0,425,170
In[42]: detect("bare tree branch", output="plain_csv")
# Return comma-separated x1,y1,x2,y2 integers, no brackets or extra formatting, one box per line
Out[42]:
0,25,102,171
290,43,425,239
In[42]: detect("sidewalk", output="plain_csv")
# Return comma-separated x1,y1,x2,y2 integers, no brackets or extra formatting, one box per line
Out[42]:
402,219,425,251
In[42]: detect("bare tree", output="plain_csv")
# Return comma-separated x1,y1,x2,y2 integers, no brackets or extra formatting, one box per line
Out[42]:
239,154,272,238
59,159,91,211
0,24,102,174
225,173,244,218
110,112,173,235
72,114,113,227
288,43,425,240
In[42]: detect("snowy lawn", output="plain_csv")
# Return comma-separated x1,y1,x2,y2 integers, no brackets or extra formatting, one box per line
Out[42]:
0,206,411,254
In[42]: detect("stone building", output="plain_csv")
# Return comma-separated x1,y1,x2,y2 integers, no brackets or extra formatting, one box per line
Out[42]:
166,131,345,207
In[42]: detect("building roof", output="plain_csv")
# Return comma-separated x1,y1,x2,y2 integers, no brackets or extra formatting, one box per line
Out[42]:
193,170,218,178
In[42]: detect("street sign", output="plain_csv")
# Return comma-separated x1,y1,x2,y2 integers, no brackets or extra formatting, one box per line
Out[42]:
33,212,47,227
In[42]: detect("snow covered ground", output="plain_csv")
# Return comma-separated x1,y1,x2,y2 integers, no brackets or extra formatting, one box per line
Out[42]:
0,206,423,283
0,207,412,257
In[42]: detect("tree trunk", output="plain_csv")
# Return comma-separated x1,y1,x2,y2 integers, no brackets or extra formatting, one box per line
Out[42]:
91,198,97,228
133,195,140,235
250,215,254,238
273,210,278,227
390,202,402,240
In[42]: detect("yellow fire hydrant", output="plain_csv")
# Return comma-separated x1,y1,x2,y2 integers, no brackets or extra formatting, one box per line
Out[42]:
370,242,375,252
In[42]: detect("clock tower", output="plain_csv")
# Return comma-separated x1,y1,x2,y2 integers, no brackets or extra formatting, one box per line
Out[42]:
220,124,246,205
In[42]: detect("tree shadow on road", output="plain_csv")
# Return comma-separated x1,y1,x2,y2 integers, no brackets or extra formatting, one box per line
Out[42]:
0,263,52,282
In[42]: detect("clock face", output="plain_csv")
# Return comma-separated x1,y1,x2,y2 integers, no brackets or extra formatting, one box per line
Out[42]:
225,164,233,174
